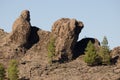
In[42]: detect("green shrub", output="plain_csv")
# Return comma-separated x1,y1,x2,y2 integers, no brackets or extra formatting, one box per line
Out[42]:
84,41,98,66
0,63,5,80
8,59,19,80
47,38,55,63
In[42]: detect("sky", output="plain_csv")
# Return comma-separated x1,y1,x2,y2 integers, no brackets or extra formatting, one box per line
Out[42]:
0,0,120,49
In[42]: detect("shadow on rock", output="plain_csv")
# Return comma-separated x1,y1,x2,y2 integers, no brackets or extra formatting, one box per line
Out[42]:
72,38,100,59
111,56,119,65
19,77,30,80
25,26,39,49
110,46,120,65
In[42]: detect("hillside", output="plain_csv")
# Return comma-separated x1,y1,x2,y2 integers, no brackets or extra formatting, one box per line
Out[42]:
0,10,120,80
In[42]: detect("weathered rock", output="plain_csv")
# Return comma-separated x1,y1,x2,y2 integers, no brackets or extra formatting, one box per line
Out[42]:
9,10,31,47
19,29,51,79
0,10,31,59
0,29,4,34
0,29,8,44
111,46,120,57
73,38,100,59
51,18,84,61
111,46,120,65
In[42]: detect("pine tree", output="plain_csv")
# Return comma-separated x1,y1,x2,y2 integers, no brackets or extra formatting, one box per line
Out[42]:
101,36,108,49
0,63,5,80
84,41,98,66
47,38,55,63
8,60,19,80
98,36,111,65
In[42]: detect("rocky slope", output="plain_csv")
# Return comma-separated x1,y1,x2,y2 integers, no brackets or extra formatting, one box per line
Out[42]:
0,10,120,80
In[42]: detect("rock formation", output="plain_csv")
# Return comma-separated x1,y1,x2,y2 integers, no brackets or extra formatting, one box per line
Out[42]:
51,18,84,61
18,18,84,79
9,10,31,47
0,10,120,80
19,29,50,79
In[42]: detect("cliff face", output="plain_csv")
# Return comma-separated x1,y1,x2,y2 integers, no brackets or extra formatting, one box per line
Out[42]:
0,10,120,80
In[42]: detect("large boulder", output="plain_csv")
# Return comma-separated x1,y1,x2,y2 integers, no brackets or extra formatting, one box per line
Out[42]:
9,10,31,47
51,18,84,61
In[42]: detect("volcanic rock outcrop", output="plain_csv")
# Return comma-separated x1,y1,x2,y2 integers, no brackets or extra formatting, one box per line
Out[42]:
0,10,120,80
9,10,31,47
18,18,84,79
51,18,84,61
